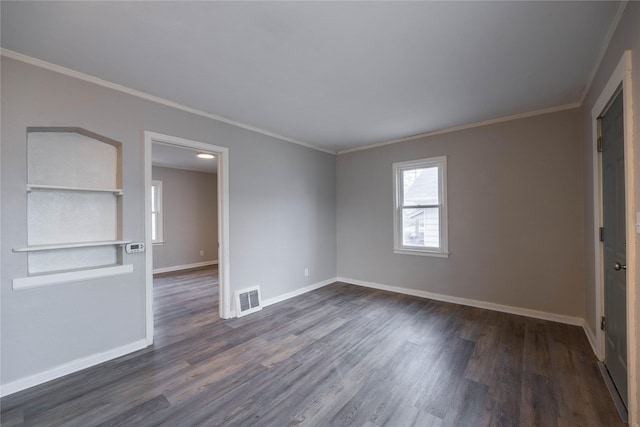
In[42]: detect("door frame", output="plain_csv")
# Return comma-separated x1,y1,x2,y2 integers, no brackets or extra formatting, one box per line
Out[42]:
591,50,636,418
143,131,233,345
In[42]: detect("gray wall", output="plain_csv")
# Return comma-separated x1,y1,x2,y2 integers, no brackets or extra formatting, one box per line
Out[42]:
1,57,337,386
152,166,218,270
337,108,585,318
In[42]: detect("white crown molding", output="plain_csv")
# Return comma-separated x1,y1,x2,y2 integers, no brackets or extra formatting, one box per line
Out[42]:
0,48,336,155
4,45,608,157
579,1,629,105
337,102,581,155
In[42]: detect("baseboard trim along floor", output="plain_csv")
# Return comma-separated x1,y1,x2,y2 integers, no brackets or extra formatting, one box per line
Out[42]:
336,276,584,326
597,362,628,423
153,260,218,275
1,339,148,398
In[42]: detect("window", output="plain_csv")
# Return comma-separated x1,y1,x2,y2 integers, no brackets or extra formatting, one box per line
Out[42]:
151,180,163,244
393,156,448,257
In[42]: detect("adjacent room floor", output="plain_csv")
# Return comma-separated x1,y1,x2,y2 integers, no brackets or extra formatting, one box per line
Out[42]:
0,267,624,426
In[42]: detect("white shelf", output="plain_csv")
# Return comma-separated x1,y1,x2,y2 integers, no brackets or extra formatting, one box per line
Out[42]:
27,184,123,195
13,264,134,290
13,240,132,253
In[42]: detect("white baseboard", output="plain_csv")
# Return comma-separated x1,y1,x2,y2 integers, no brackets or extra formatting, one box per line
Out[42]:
583,322,601,359
261,277,337,308
337,277,584,326
0,338,148,398
153,260,218,274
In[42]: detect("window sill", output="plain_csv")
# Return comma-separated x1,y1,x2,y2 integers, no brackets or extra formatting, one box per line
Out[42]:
13,264,133,290
152,241,165,246
393,248,449,258
13,240,132,252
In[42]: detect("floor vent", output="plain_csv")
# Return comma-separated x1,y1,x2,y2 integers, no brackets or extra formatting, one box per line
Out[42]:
235,286,262,317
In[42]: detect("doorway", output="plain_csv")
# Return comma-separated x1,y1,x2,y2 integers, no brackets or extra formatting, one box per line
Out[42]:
600,88,627,409
591,50,636,421
143,131,232,345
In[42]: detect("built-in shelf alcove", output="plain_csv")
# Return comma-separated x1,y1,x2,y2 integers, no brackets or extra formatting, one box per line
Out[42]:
12,127,132,289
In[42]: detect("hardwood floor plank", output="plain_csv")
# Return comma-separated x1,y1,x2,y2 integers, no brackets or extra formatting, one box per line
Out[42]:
519,371,558,427
95,395,171,427
413,336,476,418
328,341,424,426
442,379,490,427
522,320,553,378
464,324,500,385
20,356,192,426
0,267,625,426
487,315,525,426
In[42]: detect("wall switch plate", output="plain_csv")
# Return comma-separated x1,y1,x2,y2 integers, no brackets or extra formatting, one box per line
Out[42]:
636,212,640,233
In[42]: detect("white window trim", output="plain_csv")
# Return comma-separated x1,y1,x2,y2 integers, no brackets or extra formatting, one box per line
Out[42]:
393,156,449,258
151,180,164,245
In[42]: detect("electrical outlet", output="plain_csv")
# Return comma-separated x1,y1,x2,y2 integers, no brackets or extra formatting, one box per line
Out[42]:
200,250,204,256
304,268,309,277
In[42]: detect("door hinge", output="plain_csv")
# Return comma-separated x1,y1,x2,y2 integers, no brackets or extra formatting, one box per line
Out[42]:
600,316,606,331
597,117,603,153
599,227,604,242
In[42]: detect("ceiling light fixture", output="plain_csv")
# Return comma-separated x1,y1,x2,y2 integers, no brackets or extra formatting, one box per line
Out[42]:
197,152,215,159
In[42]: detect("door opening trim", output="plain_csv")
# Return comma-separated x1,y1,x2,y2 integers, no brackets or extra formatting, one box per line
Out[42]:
143,131,232,345
591,50,636,421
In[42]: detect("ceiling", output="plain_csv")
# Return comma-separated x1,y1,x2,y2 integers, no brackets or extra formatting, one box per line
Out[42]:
152,143,217,174
1,1,622,153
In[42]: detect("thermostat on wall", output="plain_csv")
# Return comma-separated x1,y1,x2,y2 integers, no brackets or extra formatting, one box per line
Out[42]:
125,243,145,253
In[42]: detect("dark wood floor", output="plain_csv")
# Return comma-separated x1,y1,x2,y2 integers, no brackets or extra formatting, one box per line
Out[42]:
1,267,624,426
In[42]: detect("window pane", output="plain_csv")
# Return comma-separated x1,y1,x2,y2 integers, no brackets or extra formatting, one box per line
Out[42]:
402,207,439,248
403,167,439,206
151,185,157,211
151,212,157,241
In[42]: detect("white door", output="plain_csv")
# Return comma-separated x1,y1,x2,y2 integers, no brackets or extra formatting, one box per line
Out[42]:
601,89,628,408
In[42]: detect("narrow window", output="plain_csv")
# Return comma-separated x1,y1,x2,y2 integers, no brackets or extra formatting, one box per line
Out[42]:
151,180,163,244
393,156,448,257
